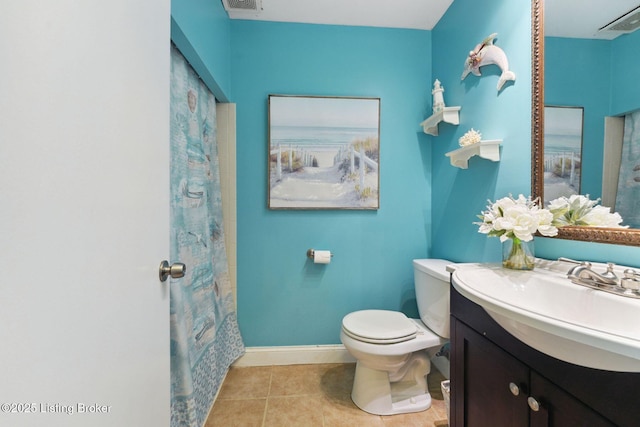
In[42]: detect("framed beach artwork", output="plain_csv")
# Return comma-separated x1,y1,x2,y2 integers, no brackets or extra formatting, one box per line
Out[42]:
543,106,584,203
268,95,380,210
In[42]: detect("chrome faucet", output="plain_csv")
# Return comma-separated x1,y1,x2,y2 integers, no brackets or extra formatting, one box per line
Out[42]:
567,262,618,287
559,257,640,298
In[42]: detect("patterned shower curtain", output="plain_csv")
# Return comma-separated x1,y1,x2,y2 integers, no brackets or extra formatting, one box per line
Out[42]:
169,45,245,427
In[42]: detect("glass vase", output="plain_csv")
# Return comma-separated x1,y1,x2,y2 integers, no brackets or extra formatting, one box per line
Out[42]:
502,238,535,270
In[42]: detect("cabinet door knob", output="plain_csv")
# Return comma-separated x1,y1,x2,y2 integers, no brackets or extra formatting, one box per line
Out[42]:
509,382,520,396
527,396,541,412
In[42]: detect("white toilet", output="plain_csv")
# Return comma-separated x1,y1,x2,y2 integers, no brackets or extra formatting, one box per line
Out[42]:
340,258,453,416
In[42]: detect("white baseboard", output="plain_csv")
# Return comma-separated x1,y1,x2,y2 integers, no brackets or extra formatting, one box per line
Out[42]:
232,345,356,367
231,344,450,379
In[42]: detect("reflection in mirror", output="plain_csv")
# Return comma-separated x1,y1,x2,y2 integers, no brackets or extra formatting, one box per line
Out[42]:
532,0,640,245
543,106,583,203
613,111,640,228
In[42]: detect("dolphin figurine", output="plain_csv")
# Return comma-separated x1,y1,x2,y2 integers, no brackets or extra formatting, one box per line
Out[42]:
461,33,516,91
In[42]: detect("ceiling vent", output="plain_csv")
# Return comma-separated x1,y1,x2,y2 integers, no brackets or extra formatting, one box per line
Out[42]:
222,0,262,17
598,6,640,37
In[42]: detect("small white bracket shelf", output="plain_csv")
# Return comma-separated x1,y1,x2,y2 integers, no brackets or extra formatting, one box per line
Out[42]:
445,140,502,169
420,106,461,136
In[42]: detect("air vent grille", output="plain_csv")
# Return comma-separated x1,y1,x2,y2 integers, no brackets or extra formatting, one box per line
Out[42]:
227,0,257,11
599,6,640,34
222,0,261,13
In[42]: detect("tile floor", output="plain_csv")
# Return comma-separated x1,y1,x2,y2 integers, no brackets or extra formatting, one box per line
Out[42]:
206,363,449,427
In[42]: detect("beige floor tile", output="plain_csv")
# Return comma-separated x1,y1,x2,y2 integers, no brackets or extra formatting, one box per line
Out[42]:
269,364,325,397
206,398,266,427
206,362,450,427
429,398,449,421
321,393,385,427
318,363,356,398
264,395,324,427
217,366,272,400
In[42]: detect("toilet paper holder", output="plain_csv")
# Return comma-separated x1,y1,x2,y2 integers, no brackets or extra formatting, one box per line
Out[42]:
307,249,333,259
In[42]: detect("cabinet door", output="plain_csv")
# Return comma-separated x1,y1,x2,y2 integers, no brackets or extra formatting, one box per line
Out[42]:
452,320,529,427
530,372,616,427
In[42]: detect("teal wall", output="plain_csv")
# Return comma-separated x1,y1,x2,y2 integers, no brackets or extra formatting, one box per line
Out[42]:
171,1,640,347
171,0,231,101
430,0,533,263
230,21,433,346
546,30,640,119
545,37,610,199
610,29,640,116
545,31,640,204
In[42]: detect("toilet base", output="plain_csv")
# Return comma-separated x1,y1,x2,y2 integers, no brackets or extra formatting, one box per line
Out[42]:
351,353,432,415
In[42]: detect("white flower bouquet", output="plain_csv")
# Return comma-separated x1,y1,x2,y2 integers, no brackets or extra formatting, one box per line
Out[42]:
547,195,627,228
476,194,558,270
477,194,559,242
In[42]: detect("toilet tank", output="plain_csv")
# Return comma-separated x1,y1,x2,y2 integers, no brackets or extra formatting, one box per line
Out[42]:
413,259,453,339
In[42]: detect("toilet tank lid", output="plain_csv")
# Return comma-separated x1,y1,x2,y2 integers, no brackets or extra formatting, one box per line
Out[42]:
413,259,455,282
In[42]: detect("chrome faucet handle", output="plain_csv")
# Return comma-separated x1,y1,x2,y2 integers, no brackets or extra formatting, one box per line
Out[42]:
624,268,640,277
600,262,618,280
621,269,640,291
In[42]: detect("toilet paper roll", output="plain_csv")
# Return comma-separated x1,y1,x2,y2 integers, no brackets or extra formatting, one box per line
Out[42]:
313,250,332,264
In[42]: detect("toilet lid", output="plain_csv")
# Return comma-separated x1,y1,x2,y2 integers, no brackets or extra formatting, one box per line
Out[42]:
342,310,417,344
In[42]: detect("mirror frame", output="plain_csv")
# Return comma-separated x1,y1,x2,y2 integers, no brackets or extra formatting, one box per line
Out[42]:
531,0,640,246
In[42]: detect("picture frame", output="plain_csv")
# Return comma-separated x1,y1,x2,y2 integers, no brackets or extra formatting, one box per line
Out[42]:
543,106,584,203
268,95,380,210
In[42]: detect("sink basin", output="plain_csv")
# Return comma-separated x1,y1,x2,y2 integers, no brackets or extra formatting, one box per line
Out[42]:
451,259,640,372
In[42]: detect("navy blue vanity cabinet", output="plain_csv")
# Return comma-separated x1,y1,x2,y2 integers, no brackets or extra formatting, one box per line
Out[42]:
450,284,637,427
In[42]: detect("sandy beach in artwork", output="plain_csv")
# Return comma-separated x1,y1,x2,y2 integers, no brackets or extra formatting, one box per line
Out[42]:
269,148,378,209
311,149,338,168
543,171,579,203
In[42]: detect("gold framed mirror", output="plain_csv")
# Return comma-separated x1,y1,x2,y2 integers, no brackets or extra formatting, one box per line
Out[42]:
531,0,640,246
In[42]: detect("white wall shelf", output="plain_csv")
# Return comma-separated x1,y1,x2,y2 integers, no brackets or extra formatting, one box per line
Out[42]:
445,140,502,169
420,106,461,136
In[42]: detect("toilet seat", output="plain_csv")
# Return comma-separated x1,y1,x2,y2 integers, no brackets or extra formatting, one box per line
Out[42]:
342,310,418,344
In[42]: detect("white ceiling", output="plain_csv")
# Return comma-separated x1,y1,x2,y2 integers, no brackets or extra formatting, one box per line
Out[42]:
223,0,454,30
223,1,640,39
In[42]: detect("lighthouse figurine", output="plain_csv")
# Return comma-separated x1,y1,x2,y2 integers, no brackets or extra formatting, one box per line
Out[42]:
432,79,445,114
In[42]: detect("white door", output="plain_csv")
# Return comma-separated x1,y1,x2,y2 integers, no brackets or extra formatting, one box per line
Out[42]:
0,1,170,426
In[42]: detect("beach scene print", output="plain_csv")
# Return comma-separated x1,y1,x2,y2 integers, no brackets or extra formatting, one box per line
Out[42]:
543,106,583,203
268,96,380,209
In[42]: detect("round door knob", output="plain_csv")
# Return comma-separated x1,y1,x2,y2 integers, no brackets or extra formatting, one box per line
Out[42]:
527,396,541,412
509,382,520,396
159,260,186,282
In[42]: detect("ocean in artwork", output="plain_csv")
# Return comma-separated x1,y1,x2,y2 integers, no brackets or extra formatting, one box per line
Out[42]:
271,125,378,147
